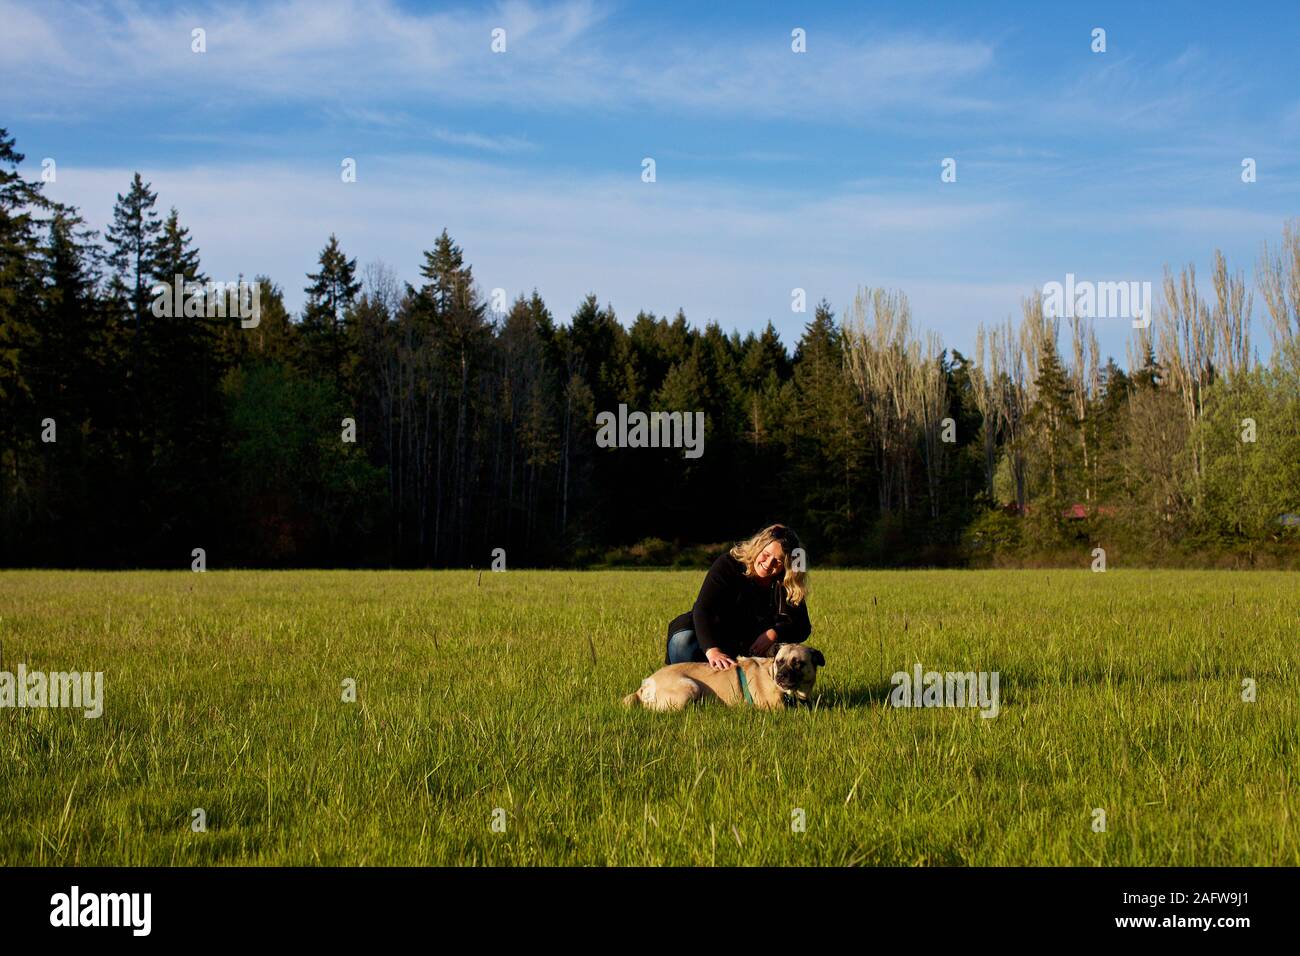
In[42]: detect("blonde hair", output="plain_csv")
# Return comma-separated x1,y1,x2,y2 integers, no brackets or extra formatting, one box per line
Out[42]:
729,524,807,606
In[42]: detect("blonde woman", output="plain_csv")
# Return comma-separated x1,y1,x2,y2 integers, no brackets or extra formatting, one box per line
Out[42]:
664,524,811,670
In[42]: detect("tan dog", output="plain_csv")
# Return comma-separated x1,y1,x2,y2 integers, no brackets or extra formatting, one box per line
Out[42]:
622,643,825,711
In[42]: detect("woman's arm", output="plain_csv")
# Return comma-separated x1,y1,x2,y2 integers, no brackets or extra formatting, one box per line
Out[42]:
771,596,811,644
691,553,740,656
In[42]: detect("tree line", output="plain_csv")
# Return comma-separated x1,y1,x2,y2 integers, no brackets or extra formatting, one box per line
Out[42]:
2,129,1297,569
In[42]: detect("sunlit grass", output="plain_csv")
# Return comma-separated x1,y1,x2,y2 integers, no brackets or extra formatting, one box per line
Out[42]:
1,569,1295,865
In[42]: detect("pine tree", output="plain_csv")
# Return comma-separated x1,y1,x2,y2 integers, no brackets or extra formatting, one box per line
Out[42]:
155,207,204,283
0,128,51,546
0,129,46,409
786,301,867,548
301,234,361,382
415,229,492,560
740,320,792,385
102,172,164,482
496,292,561,552
565,292,625,413
1028,342,1075,521
418,229,477,315
149,206,216,425
34,208,115,550
40,209,104,411
224,277,296,367
105,173,163,324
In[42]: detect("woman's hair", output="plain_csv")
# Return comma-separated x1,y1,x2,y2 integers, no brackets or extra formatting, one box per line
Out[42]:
729,523,807,606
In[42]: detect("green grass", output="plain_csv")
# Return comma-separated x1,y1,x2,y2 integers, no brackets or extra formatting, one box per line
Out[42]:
1,569,1296,865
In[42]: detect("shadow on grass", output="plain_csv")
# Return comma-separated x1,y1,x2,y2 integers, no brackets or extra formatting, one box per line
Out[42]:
815,680,898,710
995,664,1243,705
813,663,1244,710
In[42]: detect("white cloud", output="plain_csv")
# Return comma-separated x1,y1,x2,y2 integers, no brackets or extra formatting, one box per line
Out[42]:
1,0,997,121
34,154,1020,341
320,107,537,153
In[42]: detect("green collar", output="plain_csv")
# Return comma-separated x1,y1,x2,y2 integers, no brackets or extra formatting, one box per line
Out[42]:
736,664,755,705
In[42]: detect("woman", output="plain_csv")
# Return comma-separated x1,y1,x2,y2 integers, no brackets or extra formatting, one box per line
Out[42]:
665,524,811,669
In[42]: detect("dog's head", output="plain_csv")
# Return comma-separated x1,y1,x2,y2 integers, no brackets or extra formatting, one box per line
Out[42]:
772,643,825,700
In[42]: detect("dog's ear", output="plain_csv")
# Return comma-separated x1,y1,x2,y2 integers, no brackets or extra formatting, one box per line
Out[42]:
808,647,825,668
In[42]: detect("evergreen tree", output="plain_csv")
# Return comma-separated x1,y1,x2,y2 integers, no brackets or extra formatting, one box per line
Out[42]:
739,320,792,385
566,293,626,413
219,277,296,368
155,207,204,282
105,172,163,324
784,301,868,553
415,229,492,561
0,129,46,410
103,173,164,489
1027,342,1076,539
495,292,561,554
0,128,51,549
34,209,118,554
301,234,361,382
39,209,105,417
149,205,218,434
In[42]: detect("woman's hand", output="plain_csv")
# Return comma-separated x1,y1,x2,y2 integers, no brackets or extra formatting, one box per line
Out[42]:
749,629,779,656
705,647,735,670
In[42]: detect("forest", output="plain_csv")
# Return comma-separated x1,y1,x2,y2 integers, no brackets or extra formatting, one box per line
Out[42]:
2,128,1298,569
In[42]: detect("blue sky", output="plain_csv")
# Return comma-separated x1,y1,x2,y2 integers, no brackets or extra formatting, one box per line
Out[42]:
4,0,1299,364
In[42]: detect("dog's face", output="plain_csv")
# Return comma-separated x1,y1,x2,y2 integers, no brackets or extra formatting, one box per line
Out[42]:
773,643,825,698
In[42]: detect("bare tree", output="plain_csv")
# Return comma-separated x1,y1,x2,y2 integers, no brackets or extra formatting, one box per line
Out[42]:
971,323,1004,501
993,296,1058,512
910,330,948,519
1018,291,1059,403
996,314,1029,511
843,287,914,516
1157,262,1216,500
1067,314,1100,500
1257,219,1300,371
1126,321,1156,383
1210,249,1253,381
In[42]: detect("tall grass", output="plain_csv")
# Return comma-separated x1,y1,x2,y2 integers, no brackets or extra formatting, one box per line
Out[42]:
1,569,1295,865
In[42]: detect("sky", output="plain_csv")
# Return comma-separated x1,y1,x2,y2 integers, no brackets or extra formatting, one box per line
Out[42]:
4,0,1299,364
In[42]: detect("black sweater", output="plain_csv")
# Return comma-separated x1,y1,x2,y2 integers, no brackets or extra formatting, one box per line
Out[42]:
666,552,812,663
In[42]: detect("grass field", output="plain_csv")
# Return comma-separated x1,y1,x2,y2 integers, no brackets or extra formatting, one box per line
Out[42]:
1,569,1296,866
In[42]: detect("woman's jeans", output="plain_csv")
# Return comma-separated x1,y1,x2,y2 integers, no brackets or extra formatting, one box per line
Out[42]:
667,628,707,664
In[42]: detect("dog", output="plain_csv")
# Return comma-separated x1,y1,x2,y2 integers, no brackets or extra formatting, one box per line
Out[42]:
622,643,825,711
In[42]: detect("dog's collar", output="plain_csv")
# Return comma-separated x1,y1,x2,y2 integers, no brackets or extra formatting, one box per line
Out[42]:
736,664,755,706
